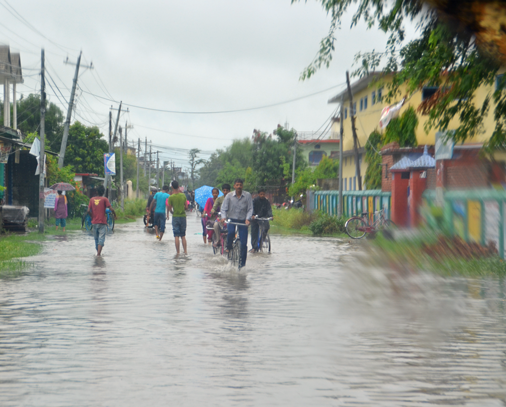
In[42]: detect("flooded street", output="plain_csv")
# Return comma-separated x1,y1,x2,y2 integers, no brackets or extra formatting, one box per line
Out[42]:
1,216,506,406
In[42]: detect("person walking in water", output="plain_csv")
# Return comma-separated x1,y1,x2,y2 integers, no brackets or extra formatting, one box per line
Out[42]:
87,184,117,257
167,180,188,255
54,190,68,232
149,185,171,241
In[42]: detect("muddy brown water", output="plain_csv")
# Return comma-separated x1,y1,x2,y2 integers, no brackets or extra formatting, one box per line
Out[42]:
0,217,505,406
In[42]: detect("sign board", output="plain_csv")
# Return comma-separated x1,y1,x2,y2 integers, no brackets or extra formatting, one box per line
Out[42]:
104,153,116,175
435,131,454,160
44,189,66,209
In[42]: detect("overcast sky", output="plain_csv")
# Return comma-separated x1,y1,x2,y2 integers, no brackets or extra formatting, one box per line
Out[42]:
4,0,394,169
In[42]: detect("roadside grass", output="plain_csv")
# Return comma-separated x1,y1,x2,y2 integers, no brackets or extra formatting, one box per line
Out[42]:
0,233,42,277
371,232,506,277
271,208,347,238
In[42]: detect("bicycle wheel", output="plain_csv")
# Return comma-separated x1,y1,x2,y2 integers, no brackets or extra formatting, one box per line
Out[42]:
107,213,115,231
231,240,241,268
261,233,271,253
345,217,367,239
212,234,220,255
83,214,93,232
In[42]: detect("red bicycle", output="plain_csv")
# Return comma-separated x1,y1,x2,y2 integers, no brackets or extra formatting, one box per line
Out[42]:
345,209,395,239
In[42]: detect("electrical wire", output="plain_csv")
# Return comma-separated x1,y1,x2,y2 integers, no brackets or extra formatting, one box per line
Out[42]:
80,82,347,115
0,0,79,55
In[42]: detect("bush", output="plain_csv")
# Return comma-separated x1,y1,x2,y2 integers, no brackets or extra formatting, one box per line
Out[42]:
272,208,317,230
309,212,346,236
114,199,147,220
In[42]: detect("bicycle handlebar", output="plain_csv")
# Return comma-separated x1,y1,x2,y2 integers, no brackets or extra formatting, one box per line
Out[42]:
254,217,273,221
226,220,251,227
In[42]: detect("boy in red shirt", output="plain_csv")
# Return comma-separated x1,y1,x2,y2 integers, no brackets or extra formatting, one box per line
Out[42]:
87,185,117,256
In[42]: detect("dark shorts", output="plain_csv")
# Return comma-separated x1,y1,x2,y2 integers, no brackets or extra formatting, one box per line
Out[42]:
55,218,66,227
154,212,166,233
172,216,187,237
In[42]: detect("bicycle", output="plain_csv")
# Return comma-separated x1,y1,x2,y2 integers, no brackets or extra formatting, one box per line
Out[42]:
345,209,394,239
225,220,250,269
207,221,228,256
81,206,115,232
252,217,273,253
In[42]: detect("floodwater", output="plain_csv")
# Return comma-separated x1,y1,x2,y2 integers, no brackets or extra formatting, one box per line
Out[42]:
1,216,506,406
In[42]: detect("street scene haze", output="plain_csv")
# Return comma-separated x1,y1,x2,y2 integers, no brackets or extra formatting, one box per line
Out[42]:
2,0,506,406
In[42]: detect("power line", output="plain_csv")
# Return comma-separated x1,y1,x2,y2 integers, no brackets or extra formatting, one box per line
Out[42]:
132,123,234,141
0,0,79,55
80,82,347,115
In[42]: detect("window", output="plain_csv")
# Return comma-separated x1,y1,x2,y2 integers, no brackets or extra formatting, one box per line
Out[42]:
422,86,439,101
359,98,363,111
344,108,348,119
363,96,368,110
353,177,356,191
314,144,320,149
496,74,505,91
344,178,347,191
349,178,352,190
309,151,326,165
353,102,357,115
401,172,410,179
372,91,376,105
377,88,383,102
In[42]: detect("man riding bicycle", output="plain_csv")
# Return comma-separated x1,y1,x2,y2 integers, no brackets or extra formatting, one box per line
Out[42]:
250,188,273,253
221,178,253,268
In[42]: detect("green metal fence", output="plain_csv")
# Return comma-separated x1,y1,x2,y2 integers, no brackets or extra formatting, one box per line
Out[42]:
312,190,392,219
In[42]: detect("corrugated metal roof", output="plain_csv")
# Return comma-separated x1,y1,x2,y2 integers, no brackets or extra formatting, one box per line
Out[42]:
389,156,414,170
410,145,435,168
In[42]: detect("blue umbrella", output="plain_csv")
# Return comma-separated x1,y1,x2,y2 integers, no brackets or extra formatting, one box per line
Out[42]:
194,185,223,210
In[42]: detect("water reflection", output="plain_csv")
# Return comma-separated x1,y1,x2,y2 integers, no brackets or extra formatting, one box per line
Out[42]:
1,219,506,406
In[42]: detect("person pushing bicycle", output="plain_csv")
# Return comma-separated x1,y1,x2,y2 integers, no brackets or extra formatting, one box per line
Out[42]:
221,178,253,268
87,184,117,257
250,188,273,253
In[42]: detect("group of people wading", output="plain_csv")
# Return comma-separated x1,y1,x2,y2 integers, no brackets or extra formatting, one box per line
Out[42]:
85,178,272,267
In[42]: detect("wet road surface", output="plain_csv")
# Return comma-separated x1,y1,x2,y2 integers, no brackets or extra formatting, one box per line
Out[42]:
1,216,506,406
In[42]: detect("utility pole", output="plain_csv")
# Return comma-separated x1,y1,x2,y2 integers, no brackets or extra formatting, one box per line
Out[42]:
144,137,147,177
162,160,167,187
109,111,112,147
38,49,46,233
107,102,122,200
124,121,128,153
137,138,140,199
119,126,124,211
148,145,152,190
291,132,297,201
156,151,160,188
346,71,362,191
338,95,344,217
58,52,82,168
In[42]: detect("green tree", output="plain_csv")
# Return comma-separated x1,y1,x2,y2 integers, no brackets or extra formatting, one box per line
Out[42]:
364,130,383,190
63,121,109,175
188,148,204,189
383,107,418,147
289,156,339,196
294,0,506,147
12,94,64,151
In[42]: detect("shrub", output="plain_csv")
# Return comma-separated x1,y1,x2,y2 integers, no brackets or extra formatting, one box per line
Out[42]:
272,208,317,230
309,212,346,235
114,199,147,219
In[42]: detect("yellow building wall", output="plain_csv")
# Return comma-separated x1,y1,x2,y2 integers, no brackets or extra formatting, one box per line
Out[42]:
332,72,504,189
